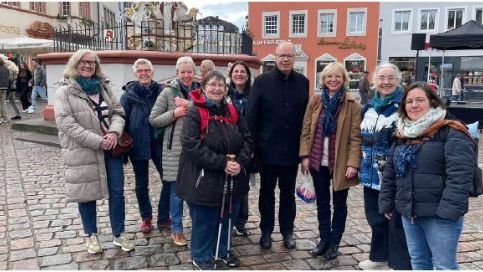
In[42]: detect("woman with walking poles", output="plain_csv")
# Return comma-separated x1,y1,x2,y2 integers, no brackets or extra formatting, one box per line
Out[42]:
176,71,253,270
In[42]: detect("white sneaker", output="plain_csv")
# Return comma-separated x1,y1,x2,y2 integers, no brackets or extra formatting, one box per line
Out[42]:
359,260,388,270
0,119,3,124
27,108,35,114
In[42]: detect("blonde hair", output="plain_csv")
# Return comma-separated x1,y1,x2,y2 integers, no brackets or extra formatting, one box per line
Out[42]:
175,56,195,72
319,62,349,89
63,49,105,79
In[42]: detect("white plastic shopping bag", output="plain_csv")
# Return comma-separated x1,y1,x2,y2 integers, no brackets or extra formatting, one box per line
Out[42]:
296,172,316,204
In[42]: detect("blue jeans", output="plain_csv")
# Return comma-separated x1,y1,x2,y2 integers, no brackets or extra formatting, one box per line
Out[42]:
159,181,184,233
131,157,162,220
311,166,349,244
30,85,47,110
78,152,125,236
189,200,240,263
402,215,464,270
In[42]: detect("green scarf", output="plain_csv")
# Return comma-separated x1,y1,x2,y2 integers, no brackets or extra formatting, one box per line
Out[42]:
372,86,403,113
76,77,100,95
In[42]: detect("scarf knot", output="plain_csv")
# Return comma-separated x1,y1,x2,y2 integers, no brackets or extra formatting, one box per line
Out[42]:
76,77,100,95
371,86,403,114
321,88,344,135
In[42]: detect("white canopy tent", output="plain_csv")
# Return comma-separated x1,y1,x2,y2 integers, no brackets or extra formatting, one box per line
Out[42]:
0,36,53,52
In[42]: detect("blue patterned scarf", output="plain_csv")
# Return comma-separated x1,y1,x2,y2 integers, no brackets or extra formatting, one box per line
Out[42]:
372,86,403,114
321,88,344,136
76,77,100,95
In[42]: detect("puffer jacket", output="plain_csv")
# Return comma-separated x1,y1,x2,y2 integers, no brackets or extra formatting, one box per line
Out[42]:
54,78,125,202
120,81,162,161
176,90,252,207
359,90,401,190
379,124,475,222
149,80,198,182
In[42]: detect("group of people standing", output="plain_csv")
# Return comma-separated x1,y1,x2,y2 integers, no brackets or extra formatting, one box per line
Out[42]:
54,42,476,270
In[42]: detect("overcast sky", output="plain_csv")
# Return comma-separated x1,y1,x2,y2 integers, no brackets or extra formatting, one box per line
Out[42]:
183,1,248,30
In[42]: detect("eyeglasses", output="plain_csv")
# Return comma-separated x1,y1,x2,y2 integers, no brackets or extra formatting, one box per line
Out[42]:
136,69,152,74
377,76,396,82
207,83,226,89
405,98,427,105
276,54,295,59
79,60,96,67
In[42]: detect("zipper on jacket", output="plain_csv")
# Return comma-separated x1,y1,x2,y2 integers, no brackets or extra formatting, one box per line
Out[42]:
195,169,205,188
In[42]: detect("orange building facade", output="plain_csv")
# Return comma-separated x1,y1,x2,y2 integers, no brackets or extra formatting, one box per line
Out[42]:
248,2,380,95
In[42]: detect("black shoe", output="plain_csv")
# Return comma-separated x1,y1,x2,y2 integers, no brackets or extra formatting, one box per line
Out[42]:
312,241,330,257
235,226,250,236
192,260,214,270
283,234,296,249
221,254,241,268
10,116,21,120
325,243,340,260
259,233,272,249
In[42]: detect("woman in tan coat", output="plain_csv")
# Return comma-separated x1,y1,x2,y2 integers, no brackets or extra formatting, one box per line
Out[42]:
54,49,133,254
299,62,362,260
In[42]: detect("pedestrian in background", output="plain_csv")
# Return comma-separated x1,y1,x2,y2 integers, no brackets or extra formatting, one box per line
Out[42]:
149,56,200,246
0,58,9,124
27,58,48,114
195,59,215,82
358,71,371,106
299,62,362,260
358,63,411,270
54,49,134,254
176,71,252,269
0,55,21,120
227,60,254,236
451,74,463,101
246,41,309,250
16,61,32,112
120,58,163,234
379,82,475,269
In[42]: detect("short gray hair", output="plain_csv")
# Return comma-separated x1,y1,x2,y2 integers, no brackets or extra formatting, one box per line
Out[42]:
132,58,153,72
373,62,401,85
175,56,195,72
63,49,105,79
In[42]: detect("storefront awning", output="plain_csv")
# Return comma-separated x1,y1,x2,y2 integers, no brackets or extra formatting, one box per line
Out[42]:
0,36,53,50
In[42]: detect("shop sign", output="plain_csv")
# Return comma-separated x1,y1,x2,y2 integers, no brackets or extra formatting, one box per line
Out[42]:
253,39,292,46
317,38,366,50
0,25,20,35
26,21,54,39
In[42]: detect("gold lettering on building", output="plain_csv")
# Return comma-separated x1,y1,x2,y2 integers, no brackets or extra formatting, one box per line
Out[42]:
0,25,20,35
318,38,366,50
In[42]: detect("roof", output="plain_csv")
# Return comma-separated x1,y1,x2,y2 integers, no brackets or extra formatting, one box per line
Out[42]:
430,20,483,50
196,16,239,33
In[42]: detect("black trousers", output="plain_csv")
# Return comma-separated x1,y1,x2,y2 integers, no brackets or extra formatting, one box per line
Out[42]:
19,86,31,110
311,166,349,244
364,186,412,270
258,164,298,236
235,193,248,228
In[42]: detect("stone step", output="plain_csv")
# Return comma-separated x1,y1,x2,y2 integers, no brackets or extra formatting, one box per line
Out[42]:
11,118,58,136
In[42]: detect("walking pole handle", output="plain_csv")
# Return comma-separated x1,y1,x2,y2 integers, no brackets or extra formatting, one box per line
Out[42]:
227,154,236,162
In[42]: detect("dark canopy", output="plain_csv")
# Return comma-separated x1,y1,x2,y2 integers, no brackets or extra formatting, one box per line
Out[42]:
430,20,483,50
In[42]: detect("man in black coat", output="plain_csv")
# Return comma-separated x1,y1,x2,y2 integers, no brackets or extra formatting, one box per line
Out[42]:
246,41,309,249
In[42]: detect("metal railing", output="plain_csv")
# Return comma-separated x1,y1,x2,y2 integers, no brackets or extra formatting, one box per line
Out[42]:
53,19,253,55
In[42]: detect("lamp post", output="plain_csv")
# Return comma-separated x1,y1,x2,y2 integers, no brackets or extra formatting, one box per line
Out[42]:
67,16,72,52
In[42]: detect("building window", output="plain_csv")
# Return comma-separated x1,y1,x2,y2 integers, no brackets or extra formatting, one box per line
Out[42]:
262,11,280,38
30,2,45,13
289,10,307,37
123,2,133,10
393,10,411,32
347,8,366,36
1,2,20,7
104,7,115,28
60,2,70,16
79,2,91,18
475,7,483,24
447,8,464,30
318,9,336,37
315,54,337,92
420,9,437,31
344,53,366,91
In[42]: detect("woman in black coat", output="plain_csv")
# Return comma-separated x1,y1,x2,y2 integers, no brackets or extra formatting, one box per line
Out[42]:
16,61,32,111
379,82,475,270
177,71,252,270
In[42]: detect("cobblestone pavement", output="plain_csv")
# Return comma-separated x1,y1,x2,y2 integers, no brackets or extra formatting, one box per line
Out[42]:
1,104,483,270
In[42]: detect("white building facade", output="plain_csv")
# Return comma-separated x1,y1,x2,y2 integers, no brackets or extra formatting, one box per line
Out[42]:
380,2,483,91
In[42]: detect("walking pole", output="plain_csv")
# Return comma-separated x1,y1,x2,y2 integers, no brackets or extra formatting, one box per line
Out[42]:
226,154,236,261
214,155,233,269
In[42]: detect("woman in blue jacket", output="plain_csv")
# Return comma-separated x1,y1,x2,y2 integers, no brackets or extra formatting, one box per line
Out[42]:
358,63,411,270
120,58,164,234
379,82,475,270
